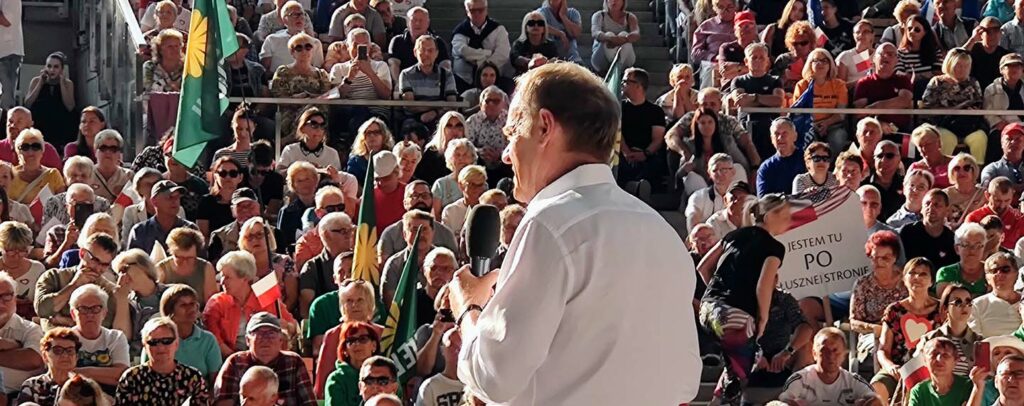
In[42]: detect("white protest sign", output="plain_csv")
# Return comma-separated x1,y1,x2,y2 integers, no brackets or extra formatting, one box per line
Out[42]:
174,8,191,32
775,188,872,298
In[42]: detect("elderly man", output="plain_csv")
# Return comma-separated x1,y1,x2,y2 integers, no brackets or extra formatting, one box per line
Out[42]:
380,209,435,306
990,355,1024,406
900,190,960,269
756,117,806,195
35,233,119,330
120,169,186,248
260,1,324,72
69,284,129,392
852,43,914,132
691,0,737,87
867,140,906,221
965,17,1008,90
378,180,457,262
254,0,314,41
778,328,879,405
209,187,264,262
849,118,884,172
388,7,451,80
399,36,458,126
618,67,668,193
298,212,354,317
325,0,387,46
240,366,280,406
967,176,1024,249
670,88,758,173
451,0,510,89
447,63,699,404
292,186,353,270
40,182,108,249
126,180,199,252
0,107,60,168
705,180,753,240
466,86,511,180
730,42,784,160
982,123,1024,196
329,28,393,135
359,356,400,402
305,251,356,359
214,312,316,406
685,153,736,232
42,158,111,230
0,272,43,396
859,185,907,265
417,328,464,406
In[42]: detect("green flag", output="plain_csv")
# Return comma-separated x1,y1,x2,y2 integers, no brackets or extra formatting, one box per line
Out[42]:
352,153,380,286
173,0,239,168
381,225,421,382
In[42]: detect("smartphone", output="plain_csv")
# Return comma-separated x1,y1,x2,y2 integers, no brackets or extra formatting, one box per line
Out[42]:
73,203,94,229
357,45,368,61
975,341,991,371
438,309,455,323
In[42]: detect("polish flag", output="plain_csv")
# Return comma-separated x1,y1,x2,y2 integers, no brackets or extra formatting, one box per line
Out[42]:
29,185,53,225
814,27,829,47
899,354,931,391
109,182,141,226
854,49,872,73
252,271,282,309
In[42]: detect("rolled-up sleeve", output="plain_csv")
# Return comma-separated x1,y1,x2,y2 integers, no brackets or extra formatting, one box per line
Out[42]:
458,218,569,404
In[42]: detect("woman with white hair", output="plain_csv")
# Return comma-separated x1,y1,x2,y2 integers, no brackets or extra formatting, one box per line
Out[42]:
590,0,639,74
70,284,129,391
935,222,990,297
9,129,65,205
0,221,45,318
431,139,477,218
393,141,422,184
417,112,466,186
942,153,983,229
114,317,209,404
465,86,509,174
441,165,487,236
89,130,134,202
511,11,560,74
203,250,296,357
111,249,168,357
239,217,298,312
43,156,110,229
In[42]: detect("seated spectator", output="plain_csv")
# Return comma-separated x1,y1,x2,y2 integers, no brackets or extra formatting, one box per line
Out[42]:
247,141,286,220
868,140,907,221
227,4,254,40
691,0,737,77
658,64,698,124
9,129,65,205
255,0,314,42
671,87,759,175
214,311,314,404
327,30,393,132
66,106,107,161
225,35,270,100
0,271,41,398
69,284,129,392
917,285,983,376
25,52,76,144
685,154,736,232
312,276,384,396
982,216,1016,258
299,214,353,317
42,178,110,260
705,180,753,239
239,217,298,311
197,156,245,238
819,0,854,55
778,328,877,405
373,0,404,41
393,141,421,184
130,129,206,177
431,139,476,217
50,211,120,274
982,123,1024,196
416,112,465,187
0,107,61,169
417,328,464,406
537,0,584,64
400,36,458,127
356,356,399,403
148,284,222,378
56,374,108,405
268,32,332,145
440,165,485,238
982,354,1024,406
771,21,816,92
139,0,184,32
451,0,511,90
970,252,1022,337
909,124,954,189
511,12,559,75
111,249,169,357
141,1,184,47
944,153,984,229
126,180,199,252
278,108,343,173
986,0,1016,22
965,17,1007,91
761,0,805,60
871,257,941,405
792,142,837,194
835,151,866,190
590,0,638,75
35,233,118,330
850,230,907,351
277,162,319,251
852,44,914,133
466,86,509,183
378,181,457,262
213,108,257,169
371,151,407,231
89,130,133,203
493,204,525,264
792,49,849,153
293,187,356,270
142,30,183,93
984,54,1024,145
881,0,922,46
745,286,814,401
756,118,806,196
897,15,943,92
380,210,435,305
459,63,499,117
902,190,962,268
162,144,210,220
119,169,182,248
966,176,1024,249
837,20,877,85
888,167,937,228
908,337,974,404
17,326,77,404
203,252,295,357
239,366,280,406
321,320,380,404
323,15,385,70
922,48,988,162
0,164,34,227
159,229,216,306
114,317,209,404
717,43,749,91
387,7,451,81
347,117,394,185
0,223,44,319
933,0,976,52
617,68,667,193
326,0,386,46
859,185,907,261
1001,0,1024,56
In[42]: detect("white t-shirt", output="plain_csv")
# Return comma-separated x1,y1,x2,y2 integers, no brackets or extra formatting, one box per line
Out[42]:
11,260,45,301
441,199,470,237
259,30,325,72
778,365,875,406
75,327,130,368
836,48,871,85
0,314,42,392
415,374,463,406
277,143,343,172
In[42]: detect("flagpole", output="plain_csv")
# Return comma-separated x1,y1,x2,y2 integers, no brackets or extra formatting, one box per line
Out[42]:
262,218,281,318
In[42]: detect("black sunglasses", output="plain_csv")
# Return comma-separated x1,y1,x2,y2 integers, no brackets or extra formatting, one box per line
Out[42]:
810,155,830,163
875,152,898,160
292,43,314,52
97,145,121,153
526,19,545,27
988,265,1015,274
323,203,345,213
251,168,274,176
345,335,373,346
146,337,176,347
361,376,394,386
218,169,242,178
304,119,326,129
18,143,42,152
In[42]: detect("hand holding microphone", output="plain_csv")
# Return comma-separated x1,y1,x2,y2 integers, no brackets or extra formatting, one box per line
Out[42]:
449,204,501,320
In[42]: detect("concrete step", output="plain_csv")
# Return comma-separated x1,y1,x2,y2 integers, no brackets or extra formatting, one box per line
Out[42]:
430,17,661,35
426,6,655,22
428,0,653,9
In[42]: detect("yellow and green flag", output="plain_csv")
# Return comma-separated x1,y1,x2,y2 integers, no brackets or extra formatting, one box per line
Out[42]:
380,225,421,382
352,155,379,287
173,0,238,168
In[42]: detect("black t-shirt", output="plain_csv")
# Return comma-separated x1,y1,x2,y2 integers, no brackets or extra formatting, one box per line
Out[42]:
690,251,708,300
899,221,960,271
249,171,286,206
822,18,855,56
868,173,906,221
732,73,783,122
969,44,1009,90
196,194,234,231
703,226,786,320
620,100,666,149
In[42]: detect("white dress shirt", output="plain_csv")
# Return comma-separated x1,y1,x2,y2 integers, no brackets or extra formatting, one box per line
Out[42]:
259,30,324,72
457,164,701,405
969,293,1023,337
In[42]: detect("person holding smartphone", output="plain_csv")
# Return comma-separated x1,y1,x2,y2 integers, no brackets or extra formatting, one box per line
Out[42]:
24,52,75,147
328,28,393,136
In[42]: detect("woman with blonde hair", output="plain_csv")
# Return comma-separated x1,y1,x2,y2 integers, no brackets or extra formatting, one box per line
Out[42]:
239,217,298,312
791,48,849,153
655,64,697,122
511,11,560,74
417,111,466,185
922,47,987,162
269,30,332,145
943,153,983,228
157,227,217,303
908,124,954,189
772,21,817,91
0,221,45,318
9,129,65,204
590,0,639,75
761,0,807,59
142,29,184,93
432,139,477,218
346,117,394,185
278,161,319,251
89,130,134,203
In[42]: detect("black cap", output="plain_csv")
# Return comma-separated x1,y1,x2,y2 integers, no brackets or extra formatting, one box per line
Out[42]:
150,180,185,199
231,187,259,205
728,181,752,194
718,42,745,64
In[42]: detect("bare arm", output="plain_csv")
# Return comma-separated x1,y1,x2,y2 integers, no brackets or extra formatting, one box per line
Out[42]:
203,263,217,303
24,76,42,106
0,347,44,371
756,257,781,336
646,126,666,154
695,242,725,285
60,79,75,111
299,289,315,320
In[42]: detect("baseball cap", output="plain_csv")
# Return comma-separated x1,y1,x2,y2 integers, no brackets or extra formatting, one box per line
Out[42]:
1003,122,1024,138
718,42,745,64
246,311,282,334
373,151,399,178
231,187,259,205
728,180,752,195
1001,53,1024,69
150,180,185,199
984,335,1024,356
734,10,756,26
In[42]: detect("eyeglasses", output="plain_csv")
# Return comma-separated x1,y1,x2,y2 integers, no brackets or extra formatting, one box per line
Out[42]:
952,165,974,172
875,152,898,160
292,43,314,52
526,19,545,27
217,169,242,178
145,337,176,347
81,249,112,269
361,376,394,386
74,304,104,315
409,192,432,200
988,265,1016,274
322,203,345,213
18,143,42,152
484,98,502,105
304,119,326,129
345,335,373,346
957,242,984,250
47,345,77,357
285,11,304,18
948,299,971,307
810,155,830,163
97,145,121,154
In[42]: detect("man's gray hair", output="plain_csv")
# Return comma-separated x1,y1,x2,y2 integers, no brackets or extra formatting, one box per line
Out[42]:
241,366,279,399
70,284,108,309
406,6,428,19
319,212,353,239
873,139,899,156
479,85,509,105
954,222,987,245
770,117,796,134
857,184,881,199
425,247,456,267
0,271,16,294
874,42,897,59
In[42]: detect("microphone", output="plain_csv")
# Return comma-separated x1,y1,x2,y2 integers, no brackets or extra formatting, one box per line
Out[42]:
465,204,501,277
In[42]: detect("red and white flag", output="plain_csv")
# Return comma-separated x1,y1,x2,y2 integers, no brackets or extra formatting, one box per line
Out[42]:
788,186,852,230
814,27,829,47
110,181,141,227
854,49,872,73
29,185,53,225
252,271,282,309
899,353,931,391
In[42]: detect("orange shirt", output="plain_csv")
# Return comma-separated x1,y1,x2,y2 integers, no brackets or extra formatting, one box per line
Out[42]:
792,78,849,122
203,291,296,353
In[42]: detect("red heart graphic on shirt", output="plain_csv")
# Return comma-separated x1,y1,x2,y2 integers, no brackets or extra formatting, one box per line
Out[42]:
901,313,933,349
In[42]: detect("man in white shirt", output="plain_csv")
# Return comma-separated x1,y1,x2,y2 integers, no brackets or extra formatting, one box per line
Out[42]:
0,0,21,109
416,328,464,406
705,180,754,239
778,328,879,406
0,271,43,395
685,153,737,232
994,355,1024,406
447,62,700,405
450,0,511,89
260,1,324,72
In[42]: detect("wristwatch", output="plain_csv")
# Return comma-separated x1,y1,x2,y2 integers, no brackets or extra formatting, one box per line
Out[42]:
342,77,354,85
457,304,484,326
784,345,796,355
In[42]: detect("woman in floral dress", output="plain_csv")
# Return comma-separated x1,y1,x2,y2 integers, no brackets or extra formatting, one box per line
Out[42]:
269,32,332,145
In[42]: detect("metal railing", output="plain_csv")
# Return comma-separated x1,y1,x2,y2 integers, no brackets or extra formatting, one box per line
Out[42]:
737,106,1013,116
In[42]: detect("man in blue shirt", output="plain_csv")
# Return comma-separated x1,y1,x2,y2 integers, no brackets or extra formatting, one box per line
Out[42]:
756,117,807,195
126,180,198,252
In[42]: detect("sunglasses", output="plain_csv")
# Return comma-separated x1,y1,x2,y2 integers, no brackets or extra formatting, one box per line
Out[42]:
948,299,971,307
345,335,373,346
75,304,104,315
952,165,974,172
526,19,545,27
810,155,830,163
285,11,304,18
47,345,77,357
304,119,326,129
445,122,464,129
484,98,502,105
251,168,274,176
322,203,345,213
908,26,924,33
875,152,898,160
361,376,394,386
18,143,42,152
146,337,176,347
988,265,1016,274
97,145,121,153
218,169,242,178
292,43,314,52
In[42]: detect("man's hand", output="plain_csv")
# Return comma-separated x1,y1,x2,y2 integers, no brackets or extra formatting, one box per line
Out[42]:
769,350,792,372
448,265,499,318
0,338,20,351
69,268,98,289
430,312,455,338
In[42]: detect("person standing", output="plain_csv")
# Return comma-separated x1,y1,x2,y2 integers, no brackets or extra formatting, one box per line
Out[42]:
0,0,21,109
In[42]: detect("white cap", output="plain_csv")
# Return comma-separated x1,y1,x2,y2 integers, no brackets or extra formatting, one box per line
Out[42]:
373,150,398,178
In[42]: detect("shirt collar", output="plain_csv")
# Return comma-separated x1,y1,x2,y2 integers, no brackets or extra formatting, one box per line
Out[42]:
531,163,615,205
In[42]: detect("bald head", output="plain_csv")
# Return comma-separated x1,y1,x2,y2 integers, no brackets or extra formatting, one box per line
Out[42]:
6,107,32,141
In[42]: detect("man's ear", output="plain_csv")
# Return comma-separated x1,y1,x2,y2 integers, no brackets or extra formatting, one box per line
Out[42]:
536,108,556,147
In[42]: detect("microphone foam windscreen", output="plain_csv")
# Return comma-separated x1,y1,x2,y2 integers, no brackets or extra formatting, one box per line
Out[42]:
466,204,501,258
